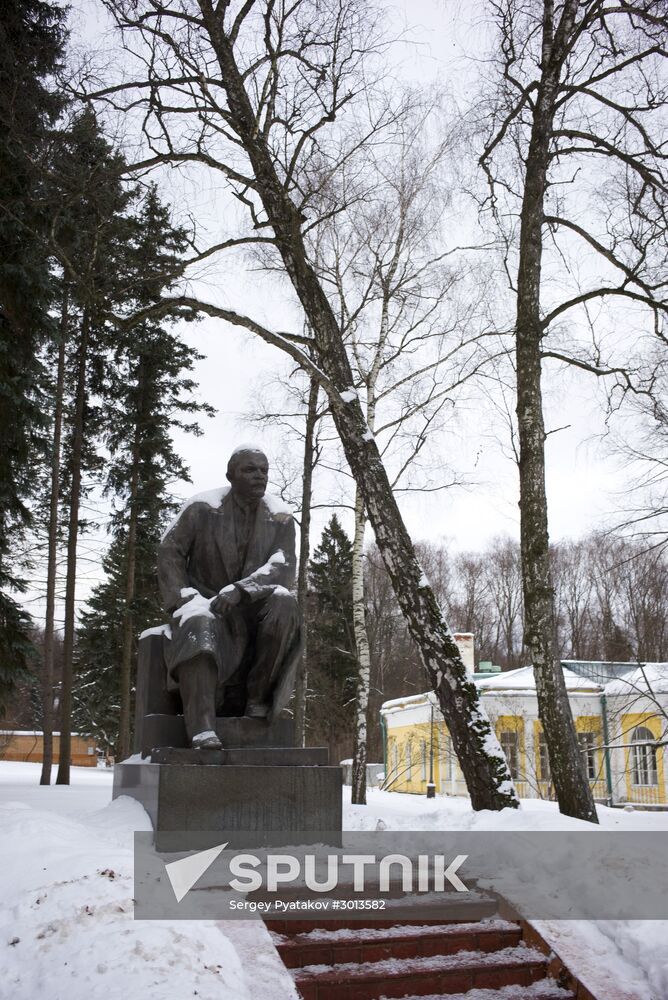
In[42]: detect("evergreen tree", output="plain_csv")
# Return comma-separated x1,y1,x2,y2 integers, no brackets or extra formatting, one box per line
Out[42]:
307,515,357,761
47,108,141,782
72,187,211,756
73,532,160,753
0,0,67,713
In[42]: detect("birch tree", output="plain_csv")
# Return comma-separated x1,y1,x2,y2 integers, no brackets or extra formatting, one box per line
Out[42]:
310,113,503,803
478,0,668,821
91,0,518,810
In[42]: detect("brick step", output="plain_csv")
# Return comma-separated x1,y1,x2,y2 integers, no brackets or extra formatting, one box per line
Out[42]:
275,919,521,969
292,944,548,1000
389,984,574,1000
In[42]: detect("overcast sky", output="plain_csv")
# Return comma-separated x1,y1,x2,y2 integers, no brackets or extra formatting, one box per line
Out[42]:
67,0,633,568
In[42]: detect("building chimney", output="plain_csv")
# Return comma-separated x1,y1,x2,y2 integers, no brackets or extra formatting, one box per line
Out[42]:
454,632,475,675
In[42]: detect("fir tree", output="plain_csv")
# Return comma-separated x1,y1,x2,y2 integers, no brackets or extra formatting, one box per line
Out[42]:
307,515,357,760
0,0,67,713
46,108,140,782
72,187,211,756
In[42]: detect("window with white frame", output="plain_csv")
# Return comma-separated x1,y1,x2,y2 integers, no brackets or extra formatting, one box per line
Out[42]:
392,742,398,782
631,726,658,787
442,735,453,781
421,740,427,781
537,733,551,782
499,730,519,780
405,742,413,780
578,732,597,781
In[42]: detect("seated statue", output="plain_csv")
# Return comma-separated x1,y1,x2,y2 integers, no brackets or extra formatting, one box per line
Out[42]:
157,446,302,750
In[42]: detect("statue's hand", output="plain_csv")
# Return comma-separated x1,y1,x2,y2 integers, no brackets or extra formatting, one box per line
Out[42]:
211,584,241,616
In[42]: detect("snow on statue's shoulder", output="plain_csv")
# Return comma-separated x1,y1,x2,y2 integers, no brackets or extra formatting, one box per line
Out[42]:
263,491,294,518
161,486,293,539
184,485,231,510
160,486,231,539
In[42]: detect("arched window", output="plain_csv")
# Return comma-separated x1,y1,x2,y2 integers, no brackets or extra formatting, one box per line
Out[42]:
406,742,413,780
631,726,658,787
421,740,428,781
391,742,398,781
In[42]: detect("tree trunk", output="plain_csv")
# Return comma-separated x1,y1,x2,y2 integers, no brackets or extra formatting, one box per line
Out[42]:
294,377,319,746
40,291,68,785
117,365,143,760
56,310,89,785
351,488,371,805
204,10,518,810
515,0,597,822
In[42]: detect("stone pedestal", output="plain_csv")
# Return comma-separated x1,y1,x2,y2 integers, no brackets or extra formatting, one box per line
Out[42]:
114,758,342,850
114,716,342,850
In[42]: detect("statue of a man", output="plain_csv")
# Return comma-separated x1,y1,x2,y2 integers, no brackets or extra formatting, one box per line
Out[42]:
157,447,301,749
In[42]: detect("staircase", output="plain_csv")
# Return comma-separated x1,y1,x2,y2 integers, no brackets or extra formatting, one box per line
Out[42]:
267,917,575,1000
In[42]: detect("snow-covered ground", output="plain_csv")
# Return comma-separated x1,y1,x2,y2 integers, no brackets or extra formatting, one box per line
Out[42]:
1,763,666,999
0,762,297,1000
343,784,668,833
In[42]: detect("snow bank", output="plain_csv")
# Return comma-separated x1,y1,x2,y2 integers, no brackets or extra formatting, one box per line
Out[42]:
596,920,668,998
0,763,296,1000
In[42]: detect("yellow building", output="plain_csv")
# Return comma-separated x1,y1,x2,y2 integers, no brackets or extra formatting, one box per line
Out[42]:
605,664,668,807
380,662,668,807
0,730,97,767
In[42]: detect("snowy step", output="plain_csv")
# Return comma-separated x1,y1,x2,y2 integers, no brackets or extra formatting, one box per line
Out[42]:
276,919,521,969
380,982,574,1000
292,944,548,999
265,895,499,935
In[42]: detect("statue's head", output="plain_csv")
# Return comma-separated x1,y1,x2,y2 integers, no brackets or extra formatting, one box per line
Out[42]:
226,446,269,502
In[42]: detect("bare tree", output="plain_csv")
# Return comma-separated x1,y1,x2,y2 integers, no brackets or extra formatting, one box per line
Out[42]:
307,107,501,803
485,537,524,668
478,0,668,821
552,538,598,661
611,358,668,551
91,0,518,809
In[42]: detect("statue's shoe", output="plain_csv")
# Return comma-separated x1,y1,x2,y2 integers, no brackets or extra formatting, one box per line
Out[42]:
191,730,223,750
245,701,270,718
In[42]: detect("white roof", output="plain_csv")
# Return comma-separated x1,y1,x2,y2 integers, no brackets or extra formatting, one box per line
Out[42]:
380,665,601,714
380,692,433,715
475,664,601,693
0,730,91,738
605,663,668,696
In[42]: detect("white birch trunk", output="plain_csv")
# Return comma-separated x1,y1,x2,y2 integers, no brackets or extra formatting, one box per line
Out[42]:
351,486,371,804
